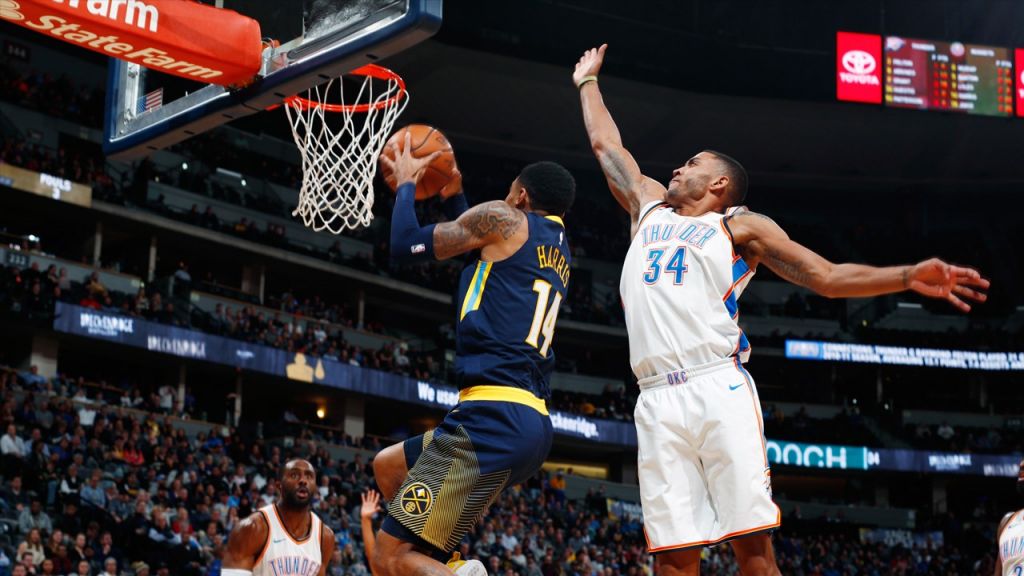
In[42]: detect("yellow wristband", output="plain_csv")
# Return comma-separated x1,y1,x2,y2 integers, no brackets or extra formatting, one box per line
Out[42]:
576,75,598,89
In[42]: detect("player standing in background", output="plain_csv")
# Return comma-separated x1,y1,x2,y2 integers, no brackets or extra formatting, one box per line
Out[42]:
370,134,576,576
995,459,1024,576
573,44,990,576
221,459,334,576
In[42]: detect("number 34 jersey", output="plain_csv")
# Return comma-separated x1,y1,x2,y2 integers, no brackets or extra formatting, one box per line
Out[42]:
620,202,754,380
455,213,570,400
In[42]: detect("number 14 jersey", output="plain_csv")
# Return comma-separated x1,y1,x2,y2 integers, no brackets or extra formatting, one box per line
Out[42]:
455,212,570,400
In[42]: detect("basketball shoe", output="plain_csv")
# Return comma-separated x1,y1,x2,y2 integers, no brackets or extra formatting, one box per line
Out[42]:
447,552,486,576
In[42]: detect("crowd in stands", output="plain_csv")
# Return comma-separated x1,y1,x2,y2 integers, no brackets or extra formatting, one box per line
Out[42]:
0,65,103,128
0,257,636,421
762,405,881,448
904,420,1023,456
0,365,1007,576
0,142,116,201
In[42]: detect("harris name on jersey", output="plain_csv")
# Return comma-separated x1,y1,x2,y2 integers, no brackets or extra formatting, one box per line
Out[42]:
536,245,570,287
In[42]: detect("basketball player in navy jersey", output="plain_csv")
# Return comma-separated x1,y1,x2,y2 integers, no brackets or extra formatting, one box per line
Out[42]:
221,459,334,576
370,134,575,576
573,44,989,576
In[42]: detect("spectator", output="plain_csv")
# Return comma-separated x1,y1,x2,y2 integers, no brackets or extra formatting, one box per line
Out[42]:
97,557,117,576
79,470,106,510
16,529,44,568
174,262,191,283
38,558,56,576
937,421,955,441
84,272,107,299
2,423,26,464
200,206,219,229
2,476,30,511
18,500,53,536
56,268,71,292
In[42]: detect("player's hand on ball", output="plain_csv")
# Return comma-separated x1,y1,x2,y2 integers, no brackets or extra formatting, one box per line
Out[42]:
573,43,608,86
439,166,463,200
360,489,381,521
380,130,443,189
906,258,989,312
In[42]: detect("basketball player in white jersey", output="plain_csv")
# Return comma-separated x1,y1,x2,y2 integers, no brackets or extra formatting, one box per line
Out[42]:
573,44,990,576
222,459,334,576
996,459,1024,576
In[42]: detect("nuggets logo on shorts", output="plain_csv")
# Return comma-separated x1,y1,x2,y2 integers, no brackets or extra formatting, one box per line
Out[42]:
400,482,433,516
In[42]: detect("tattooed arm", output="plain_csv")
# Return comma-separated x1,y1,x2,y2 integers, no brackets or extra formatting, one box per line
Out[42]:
727,211,989,312
432,200,526,261
574,45,666,226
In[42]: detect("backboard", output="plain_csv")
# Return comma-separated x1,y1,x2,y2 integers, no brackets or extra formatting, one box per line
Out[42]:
104,0,441,159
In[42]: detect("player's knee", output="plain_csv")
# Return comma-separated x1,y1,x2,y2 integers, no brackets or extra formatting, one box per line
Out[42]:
373,443,406,501
655,549,700,572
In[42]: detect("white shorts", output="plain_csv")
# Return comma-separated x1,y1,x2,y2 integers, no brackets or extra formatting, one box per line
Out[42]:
635,357,780,552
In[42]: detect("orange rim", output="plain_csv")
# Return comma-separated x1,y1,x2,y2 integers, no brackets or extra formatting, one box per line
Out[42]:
283,64,406,113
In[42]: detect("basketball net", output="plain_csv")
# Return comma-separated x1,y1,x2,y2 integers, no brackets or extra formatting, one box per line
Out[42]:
285,65,408,234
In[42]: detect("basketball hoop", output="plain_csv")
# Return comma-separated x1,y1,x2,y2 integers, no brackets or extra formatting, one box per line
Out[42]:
284,64,408,234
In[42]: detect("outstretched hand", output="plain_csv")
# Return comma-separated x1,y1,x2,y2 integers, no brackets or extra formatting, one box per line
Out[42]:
573,44,608,86
380,130,442,189
906,258,989,312
360,489,382,522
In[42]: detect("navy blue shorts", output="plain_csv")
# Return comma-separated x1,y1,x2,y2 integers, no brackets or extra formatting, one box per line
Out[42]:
381,397,553,555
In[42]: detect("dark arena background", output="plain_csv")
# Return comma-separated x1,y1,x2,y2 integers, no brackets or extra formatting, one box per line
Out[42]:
1,1,1023,575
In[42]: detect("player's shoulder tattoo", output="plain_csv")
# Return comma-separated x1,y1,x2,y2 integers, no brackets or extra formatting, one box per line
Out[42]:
463,201,523,241
433,201,524,259
728,209,777,226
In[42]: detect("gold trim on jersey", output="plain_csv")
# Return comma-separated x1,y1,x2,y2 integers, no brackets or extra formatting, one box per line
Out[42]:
544,215,565,227
459,261,493,321
459,385,549,415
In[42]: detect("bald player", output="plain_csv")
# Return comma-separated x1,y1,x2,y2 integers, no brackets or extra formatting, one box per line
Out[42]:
222,459,334,576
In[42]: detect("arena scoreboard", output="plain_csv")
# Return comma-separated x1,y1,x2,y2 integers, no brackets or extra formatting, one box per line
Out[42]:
837,31,1024,118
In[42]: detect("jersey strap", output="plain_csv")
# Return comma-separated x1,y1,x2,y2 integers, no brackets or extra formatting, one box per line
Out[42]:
637,201,669,227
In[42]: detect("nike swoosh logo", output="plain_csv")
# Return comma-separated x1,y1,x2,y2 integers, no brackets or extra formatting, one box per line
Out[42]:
272,538,286,544
728,383,745,391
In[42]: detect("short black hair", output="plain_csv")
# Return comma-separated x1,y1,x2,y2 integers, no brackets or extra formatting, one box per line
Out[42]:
704,150,748,206
518,161,576,216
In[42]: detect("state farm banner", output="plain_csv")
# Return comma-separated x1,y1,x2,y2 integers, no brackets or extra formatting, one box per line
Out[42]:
0,0,262,85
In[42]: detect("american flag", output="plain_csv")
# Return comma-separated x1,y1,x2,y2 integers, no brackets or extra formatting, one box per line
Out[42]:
136,87,163,114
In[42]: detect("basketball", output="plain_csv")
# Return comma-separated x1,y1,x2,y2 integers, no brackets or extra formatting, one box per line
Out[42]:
380,124,458,200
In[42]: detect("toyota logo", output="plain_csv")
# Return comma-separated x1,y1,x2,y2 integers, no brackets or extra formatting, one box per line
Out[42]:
0,0,23,20
842,50,876,75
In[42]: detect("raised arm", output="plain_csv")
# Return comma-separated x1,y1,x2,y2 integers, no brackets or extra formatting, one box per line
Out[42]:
359,490,380,567
727,211,989,312
574,44,666,227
